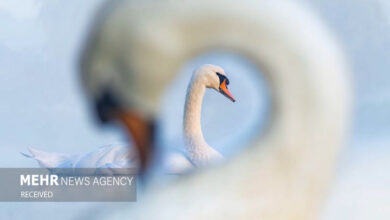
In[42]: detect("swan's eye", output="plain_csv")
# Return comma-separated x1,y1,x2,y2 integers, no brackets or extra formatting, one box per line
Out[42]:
216,72,229,85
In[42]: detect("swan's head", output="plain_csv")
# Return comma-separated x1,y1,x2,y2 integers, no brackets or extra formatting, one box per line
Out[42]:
195,64,235,102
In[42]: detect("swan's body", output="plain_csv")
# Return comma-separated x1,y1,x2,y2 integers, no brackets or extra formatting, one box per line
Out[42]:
79,0,351,219
24,65,231,172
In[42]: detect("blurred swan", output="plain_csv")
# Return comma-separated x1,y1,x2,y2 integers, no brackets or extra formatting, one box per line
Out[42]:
80,0,351,219
23,64,234,173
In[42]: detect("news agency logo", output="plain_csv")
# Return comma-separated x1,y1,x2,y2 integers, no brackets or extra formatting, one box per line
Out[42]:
0,168,137,202
20,174,134,186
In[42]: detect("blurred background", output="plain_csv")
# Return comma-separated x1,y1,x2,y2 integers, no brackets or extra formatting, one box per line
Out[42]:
0,0,388,219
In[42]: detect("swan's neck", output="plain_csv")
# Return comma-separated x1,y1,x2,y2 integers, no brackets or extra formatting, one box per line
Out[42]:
183,76,206,143
183,76,222,165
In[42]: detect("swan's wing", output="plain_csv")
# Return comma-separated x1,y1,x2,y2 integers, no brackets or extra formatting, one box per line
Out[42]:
73,145,135,168
22,145,137,169
21,147,77,168
97,159,139,174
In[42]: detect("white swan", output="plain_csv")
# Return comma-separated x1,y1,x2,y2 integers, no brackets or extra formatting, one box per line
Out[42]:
79,0,351,219
182,64,234,166
23,64,234,173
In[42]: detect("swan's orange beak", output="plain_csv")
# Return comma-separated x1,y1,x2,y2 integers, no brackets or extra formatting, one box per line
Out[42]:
219,79,235,102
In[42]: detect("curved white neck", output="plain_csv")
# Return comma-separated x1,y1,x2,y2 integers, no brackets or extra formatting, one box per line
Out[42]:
183,76,206,144
182,75,223,166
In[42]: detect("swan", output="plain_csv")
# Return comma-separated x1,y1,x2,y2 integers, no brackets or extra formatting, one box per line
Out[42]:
79,0,351,219
182,64,234,167
23,64,234,173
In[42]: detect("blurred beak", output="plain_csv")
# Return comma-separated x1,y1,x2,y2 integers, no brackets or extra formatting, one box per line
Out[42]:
219,79,236,102
116,111,154,173
94,91,154,174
